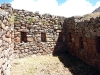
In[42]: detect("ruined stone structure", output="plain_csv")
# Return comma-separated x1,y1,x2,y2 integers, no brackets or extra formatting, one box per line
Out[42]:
0,3,14,75
62,17,100,71
0,3,65,75
0,3,100,75
13,9,65,58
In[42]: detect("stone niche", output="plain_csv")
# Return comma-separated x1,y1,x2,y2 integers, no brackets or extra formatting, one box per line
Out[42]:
96,36,100,53
41,32,46,42
79,37,84,50
62,17,100,71
58,32,63,42
21,32,27,43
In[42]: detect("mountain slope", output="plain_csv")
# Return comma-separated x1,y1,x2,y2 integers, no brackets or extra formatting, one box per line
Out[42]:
93,6,100,13
82,12,100,20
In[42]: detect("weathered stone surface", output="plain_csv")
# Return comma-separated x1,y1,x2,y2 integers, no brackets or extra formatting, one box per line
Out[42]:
14,37,20,43
27,37,33,42
0,4,14,75
62,17,100,71
0,59,3,68
1,23,6,30
0,3,100,75
5,33,11,38
0,40,2,46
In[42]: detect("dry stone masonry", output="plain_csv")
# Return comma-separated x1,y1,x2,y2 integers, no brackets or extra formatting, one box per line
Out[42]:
13,9,65,58
0,3,14,75
0,3,65,75
0,3,100,75
62,17,100,71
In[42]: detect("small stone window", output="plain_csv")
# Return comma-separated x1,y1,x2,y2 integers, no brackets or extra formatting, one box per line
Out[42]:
69,32,72,42
96,36,100,53
79,37,84,49
41,32,46,42
21,32,27,43
58,32,63,42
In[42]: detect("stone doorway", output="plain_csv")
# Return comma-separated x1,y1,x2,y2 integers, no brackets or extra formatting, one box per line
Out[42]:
96,36,100,53
79,37,84,49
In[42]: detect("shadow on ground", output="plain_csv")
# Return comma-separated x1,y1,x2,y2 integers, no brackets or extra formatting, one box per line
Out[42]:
55,53,100,75
53,35,100,75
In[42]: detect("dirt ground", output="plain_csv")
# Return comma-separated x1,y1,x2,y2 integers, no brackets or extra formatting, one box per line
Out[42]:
11,53,100,75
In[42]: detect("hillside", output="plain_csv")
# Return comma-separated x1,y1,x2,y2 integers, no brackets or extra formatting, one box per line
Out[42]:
82,12,100,20
93,6,100,13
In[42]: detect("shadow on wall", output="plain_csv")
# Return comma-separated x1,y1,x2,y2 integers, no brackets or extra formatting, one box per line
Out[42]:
52,32,100,75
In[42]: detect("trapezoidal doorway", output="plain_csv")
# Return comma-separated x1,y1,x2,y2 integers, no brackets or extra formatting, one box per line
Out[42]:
21,32,27,43
41,32,46,42
96,36,100,53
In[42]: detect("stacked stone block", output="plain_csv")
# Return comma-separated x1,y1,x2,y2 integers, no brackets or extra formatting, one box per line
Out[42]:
1,3,100,75
62,17,100,70
13,9,64,58
0,5,14,75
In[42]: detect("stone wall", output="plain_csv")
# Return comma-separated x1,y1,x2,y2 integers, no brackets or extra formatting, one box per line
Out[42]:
62,17,100,70
13,9,65,58
0,3,14,75
0,3,100,75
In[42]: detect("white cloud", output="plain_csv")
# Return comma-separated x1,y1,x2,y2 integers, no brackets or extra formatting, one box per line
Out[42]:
10,0,100,17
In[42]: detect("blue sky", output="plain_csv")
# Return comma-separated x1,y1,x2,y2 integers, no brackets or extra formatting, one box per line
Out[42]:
0,0,12,4
0,0,100,6
57,0,100,6
0,0,100,17
87,0,100,5
56,0,66,5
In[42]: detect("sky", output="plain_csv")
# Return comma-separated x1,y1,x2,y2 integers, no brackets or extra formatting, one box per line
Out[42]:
0,0,100,17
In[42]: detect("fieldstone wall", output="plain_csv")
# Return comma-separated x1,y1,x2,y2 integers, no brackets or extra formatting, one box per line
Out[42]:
62,17,100,70
13,9,65,58
0,3,100,75
0,3,14,75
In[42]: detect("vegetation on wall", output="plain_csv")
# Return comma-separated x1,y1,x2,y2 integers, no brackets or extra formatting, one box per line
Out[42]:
10,15,14,25
14,15,21,21
28,17,34,25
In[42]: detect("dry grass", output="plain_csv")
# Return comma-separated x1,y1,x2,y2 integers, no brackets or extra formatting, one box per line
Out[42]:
11,54,100,75
11,55,72,75
82,12,100,20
